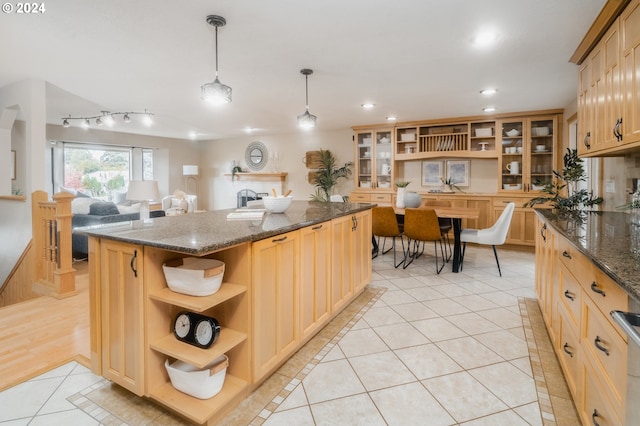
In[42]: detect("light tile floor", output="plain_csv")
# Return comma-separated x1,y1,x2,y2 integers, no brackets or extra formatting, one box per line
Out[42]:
0,244,576,425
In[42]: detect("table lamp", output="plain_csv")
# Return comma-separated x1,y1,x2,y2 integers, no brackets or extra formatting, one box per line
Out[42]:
127,180,160,221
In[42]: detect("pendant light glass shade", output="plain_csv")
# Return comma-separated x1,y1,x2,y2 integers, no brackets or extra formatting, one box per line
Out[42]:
201,15,232,104
297,69,316,128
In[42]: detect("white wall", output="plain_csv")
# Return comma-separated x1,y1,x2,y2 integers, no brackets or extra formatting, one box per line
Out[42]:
201,128,355,210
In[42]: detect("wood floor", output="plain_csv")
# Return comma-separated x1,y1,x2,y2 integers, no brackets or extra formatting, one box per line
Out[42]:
0,261,90,392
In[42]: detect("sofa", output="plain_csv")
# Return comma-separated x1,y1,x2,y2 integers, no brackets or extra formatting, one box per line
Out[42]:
71,198,165,259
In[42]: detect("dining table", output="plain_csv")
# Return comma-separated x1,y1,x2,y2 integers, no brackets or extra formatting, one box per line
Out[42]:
395,206,480,273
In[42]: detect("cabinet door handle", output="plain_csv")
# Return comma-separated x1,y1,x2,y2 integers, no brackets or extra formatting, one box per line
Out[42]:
590,282,606,297
312,224,323,230
614,117,623,141
584,131,591,149
562,250,572,259
592,409,600,426
272,236,288,243
563,290,575,301
540,223,547,242
563,343,574,357
130,249,138,278
594,336,610,356
351,215,358,231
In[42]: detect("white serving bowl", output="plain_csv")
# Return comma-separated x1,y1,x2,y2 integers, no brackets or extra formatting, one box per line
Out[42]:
531,184,546,190
162,258,225,296
532,127,550,136
378,182,391,188
262,195,293,213
503,183,522,190
505,129,520,137
535,144,546,151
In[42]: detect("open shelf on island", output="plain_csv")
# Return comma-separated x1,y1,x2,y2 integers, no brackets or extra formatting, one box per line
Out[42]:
149,283,246,312
151,328,247,369
150,374,248,425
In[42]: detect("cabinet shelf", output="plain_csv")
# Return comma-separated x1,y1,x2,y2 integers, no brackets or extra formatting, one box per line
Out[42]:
150,374,248,425
149,283,247,312
150,328,247,369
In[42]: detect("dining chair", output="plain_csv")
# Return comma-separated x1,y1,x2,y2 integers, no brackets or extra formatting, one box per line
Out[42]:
372,206,404,268
459,202,515,276
421,199,453,262
402,208,445,273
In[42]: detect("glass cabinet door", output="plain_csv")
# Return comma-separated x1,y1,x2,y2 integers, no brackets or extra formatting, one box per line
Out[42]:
499,120,524,192
375,130,392,189
356,132,373,189
528,118,554,191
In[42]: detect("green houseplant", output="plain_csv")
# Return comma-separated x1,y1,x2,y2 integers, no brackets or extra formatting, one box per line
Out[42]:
526,148,602,215
310,149,353,202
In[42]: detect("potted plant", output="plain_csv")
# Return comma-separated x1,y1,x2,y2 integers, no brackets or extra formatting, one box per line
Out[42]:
526,148,602,216
395,180,410,208
309,149,353,202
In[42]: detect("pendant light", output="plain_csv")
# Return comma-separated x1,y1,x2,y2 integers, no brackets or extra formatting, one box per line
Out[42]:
201,15,232,104
297,68,317,128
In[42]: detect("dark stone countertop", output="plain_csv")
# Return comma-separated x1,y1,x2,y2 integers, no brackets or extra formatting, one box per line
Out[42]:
77,201,373,256
536,209,640,303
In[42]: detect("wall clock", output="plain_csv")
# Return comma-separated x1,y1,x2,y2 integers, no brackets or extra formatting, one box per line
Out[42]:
245,141,268,171
173,311,221,349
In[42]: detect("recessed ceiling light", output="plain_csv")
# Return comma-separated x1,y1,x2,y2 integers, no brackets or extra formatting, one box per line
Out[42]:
244,127,256,133
386,116,397,121
480,88,497,96
483,107,496,112
473,31,498,48
361,103,375,109
188,131,198,139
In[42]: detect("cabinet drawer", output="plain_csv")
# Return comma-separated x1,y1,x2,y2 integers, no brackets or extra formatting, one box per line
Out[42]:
583,268,628,336
350,193,370,202
557,304,581,398
370,193,391,202
558,262,581,327
556,238,594,286
580,355,623,426
582,296,627,415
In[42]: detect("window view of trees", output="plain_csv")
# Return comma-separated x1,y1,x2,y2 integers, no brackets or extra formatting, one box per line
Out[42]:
64,146,130,200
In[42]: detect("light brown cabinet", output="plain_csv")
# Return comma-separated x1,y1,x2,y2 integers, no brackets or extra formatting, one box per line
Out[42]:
578,0,640,156
354,127,394,190
498,116,557,193
535,215,630,425
252,230,300,380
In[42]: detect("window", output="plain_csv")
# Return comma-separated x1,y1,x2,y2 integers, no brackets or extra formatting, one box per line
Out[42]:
142,148,154,180
63,144,131,200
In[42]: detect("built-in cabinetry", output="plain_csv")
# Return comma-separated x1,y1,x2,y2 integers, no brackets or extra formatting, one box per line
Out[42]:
498,116,557,193
577,0,640,156
89,207,372,425
535,215,630,425
354,127,393,190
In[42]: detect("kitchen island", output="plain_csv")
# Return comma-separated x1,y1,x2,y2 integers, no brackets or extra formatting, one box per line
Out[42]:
534,210,640,426
81,201,372,425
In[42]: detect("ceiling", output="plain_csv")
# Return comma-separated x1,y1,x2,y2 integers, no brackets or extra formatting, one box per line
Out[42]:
1,0,606,141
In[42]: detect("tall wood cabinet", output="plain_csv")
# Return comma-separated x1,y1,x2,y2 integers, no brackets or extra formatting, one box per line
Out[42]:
577,0,640,156
354,127,394,191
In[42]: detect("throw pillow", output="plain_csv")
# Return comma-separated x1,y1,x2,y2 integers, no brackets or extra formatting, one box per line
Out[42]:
89,201,120,216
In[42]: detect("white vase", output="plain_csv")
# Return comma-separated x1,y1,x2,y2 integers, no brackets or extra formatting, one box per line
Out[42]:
396,187,406,208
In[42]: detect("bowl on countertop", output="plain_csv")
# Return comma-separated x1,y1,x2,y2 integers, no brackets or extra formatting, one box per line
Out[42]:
262,195,293,213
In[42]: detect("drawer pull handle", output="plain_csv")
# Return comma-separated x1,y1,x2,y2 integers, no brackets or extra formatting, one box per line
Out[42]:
272,236,288,243
563,290,575,301
592,409,600,426
594,336,610,356
312,224,323,230
562,251,572,259
540,223,547,242
590,282,606,297
563,343,574,358
130,249,138,278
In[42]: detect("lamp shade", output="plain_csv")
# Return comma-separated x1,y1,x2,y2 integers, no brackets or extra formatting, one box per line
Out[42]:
183,165,199,176
127,180,160,201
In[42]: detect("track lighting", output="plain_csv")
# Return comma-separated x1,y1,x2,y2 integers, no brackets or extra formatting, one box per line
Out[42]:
60,110,155,129
201,15,232,104
297,68,317,129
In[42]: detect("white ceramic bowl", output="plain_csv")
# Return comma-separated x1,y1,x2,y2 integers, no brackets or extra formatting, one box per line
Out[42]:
162,258,225,296
531,184,546,190
502,183,522,190
262,195,293,213
475,128,493,137
535,144,546,151
505,129,520,137
379,137,390,144
532,127,550,136
378,182,391,188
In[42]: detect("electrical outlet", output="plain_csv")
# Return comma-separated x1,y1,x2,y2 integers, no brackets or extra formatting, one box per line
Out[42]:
606,180,616,193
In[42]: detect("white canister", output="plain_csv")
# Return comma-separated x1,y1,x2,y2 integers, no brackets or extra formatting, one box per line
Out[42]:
506,161,520,175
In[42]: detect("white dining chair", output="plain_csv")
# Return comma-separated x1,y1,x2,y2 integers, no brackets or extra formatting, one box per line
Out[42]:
459,202,515,277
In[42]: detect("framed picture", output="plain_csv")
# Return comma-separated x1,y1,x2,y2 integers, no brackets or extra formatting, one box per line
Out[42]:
421,161,443,186
11,150,16,180
446,160,470,187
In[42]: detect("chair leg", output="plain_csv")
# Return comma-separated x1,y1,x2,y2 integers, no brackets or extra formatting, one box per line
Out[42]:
434,240,445,274
372,236,379,259
492,245,502,277
392,236,405,269
442,232,452,263
402,238,414,269
381,237,393,254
